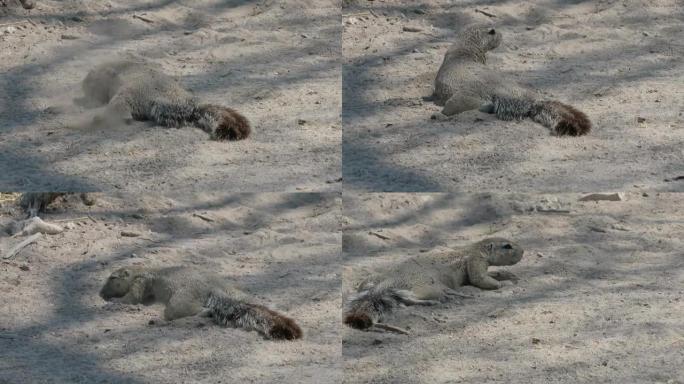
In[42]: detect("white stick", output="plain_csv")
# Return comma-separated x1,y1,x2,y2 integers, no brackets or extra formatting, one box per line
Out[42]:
3,233,41,259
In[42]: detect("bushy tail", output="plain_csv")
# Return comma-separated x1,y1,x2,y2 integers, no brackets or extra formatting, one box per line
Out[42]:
194,104,251,141
492,95,591,136
149,101,251,141
343,287,409,330
205,292,302,340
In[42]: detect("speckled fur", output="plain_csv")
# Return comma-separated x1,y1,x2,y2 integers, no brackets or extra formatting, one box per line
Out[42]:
344,238,524,330
82,60,251,141
433,25,591,136
100,266,301,340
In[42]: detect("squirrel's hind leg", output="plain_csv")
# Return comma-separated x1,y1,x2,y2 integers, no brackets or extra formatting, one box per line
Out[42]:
164,293,203,321
442,93,483,116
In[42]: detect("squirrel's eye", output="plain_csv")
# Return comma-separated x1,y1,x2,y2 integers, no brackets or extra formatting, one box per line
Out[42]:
503,244,513,249
488,29,496,35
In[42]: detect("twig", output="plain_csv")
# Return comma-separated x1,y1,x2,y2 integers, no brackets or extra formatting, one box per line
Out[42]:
368,231,390,240
193,213,215,222
343,12,371,18
0,21,25,28
371,323,410,335
52,216,89,223
3,233,41,259
132,14,154,23
536,209,571,214
475,9,497,18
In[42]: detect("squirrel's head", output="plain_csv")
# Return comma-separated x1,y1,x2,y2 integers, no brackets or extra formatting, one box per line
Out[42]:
100,267,137,300
477,237,524,266
461,25,502,52
80,63,130,107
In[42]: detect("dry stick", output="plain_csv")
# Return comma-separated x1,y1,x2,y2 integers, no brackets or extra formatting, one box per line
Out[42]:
475,9,497,18
536,209,571,214
193,213,215,222
132,14,154,23
372,323,411,335
368,231,390,240
343,12,371,18
52,216,89,223
0,21,25,28
3,233,41,260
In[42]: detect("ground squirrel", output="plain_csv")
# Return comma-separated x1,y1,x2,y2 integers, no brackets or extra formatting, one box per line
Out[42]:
100,266,302,340
431,25,591,136
344,237,524,330
20,192,95,217
81,60,251,141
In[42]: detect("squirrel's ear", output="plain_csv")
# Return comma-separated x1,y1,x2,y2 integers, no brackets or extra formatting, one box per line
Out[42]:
488,29,496,35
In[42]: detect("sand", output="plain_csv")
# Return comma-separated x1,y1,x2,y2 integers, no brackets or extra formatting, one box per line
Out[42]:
342,0,683,192
1,0,683,383
342,192,683,383
0,192,341,383
0,0,341,194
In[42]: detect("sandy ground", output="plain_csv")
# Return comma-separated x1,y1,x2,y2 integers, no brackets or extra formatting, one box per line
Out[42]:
0,0,341,193
342,0,683,192
343,192,683,383
0,192,341,383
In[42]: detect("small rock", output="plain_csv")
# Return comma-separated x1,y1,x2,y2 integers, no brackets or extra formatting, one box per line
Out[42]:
61,34,79,40
148,320,156,325
372,339,382,345
578,193,624,202
4,26,17,34
120,231,140,237
637,117,646,123
531,338,541,344
19,265,30,271
297,119,307,125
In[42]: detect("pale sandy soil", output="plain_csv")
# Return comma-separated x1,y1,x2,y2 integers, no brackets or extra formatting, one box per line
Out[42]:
343,192,683,383
342,0,683,192
0,0,341,193
0,192,342,383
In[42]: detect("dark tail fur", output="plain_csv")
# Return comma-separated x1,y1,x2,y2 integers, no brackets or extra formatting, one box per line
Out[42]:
492,95,591,136
343,287,409,330
149,101,251,141
195,104,251,141
205,292,302,340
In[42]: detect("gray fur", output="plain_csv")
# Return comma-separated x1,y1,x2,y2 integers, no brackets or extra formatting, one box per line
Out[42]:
100,266,301,340
344,238,524,329
433,25,591,136
82,60,250,140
